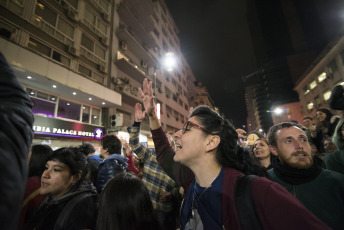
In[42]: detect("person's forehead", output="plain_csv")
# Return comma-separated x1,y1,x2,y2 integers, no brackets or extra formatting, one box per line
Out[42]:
276,126,305,138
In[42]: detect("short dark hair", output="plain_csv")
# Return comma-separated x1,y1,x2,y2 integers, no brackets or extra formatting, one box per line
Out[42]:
101,135,121,155
96,172,160,230
79,143,95,156
48,147,88,189
29,144,53,177
267,122,304,147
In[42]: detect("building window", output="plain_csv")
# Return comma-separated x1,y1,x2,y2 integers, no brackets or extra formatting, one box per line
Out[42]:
52,51,71,66
83,7,108,36
78,64,92,77
27,88,56,117
81,33,106,65
303,86,310,95
1,0,24,15
82,105,90,123
314,96,321,107
309,80,317,90
91,108,100,125
307,102,314,110
328,60,338,76
317,72,326,83
28,37,51,56
57,99,81,121
323,90,331,101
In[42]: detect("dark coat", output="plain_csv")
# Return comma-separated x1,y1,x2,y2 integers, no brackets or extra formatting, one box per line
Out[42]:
25,181,98,230
0,52,34,230
96,154,128,192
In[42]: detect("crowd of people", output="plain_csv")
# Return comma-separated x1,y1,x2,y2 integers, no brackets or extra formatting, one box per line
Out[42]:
1,50,344,230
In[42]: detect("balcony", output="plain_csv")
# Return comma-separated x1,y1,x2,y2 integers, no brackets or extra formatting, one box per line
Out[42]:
123,0,155,30
117,2,157,49
114,57,147,83
116,25,157,67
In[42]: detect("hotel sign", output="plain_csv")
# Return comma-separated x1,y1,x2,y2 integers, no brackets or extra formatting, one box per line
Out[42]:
33,115,104,139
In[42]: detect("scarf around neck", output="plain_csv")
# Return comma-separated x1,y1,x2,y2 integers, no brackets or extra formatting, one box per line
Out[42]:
272,157,322,185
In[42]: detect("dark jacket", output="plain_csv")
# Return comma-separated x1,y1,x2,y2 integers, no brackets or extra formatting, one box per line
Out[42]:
96,154,128,192
322,150,344,175
152,127,330,230
268,168,344,230
0,52,34,230
329,84,344,110
25,181,98,230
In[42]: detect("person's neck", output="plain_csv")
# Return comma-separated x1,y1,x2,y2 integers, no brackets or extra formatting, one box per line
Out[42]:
259,156,271,168
192,160,222,187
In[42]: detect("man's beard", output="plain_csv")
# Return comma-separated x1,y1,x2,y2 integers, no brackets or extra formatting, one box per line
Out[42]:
279,151,313,169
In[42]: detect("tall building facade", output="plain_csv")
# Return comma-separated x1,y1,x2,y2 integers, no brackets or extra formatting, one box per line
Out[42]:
244,0,344,131
0,0,206,148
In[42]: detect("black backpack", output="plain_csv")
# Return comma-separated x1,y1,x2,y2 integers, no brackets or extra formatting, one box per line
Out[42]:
234,175,263,230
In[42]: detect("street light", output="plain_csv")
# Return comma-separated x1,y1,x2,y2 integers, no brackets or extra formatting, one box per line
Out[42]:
153,52,177,98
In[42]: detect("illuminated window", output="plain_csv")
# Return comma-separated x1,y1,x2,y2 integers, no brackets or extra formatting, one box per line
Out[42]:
317,72,326,83
315,96,321,106
309,80,317,89
323,90,331,101
303,86,310,95
307,102,314,110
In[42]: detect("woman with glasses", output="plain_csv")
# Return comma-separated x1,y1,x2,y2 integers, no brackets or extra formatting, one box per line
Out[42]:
139,78,330,230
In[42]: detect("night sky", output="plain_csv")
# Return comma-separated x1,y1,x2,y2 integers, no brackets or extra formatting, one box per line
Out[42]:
165,0,255,128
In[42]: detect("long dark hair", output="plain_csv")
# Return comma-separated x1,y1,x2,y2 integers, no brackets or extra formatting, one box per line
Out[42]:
189,105,267,176
96,172,160,230
29,144,53,177
332,118,344,150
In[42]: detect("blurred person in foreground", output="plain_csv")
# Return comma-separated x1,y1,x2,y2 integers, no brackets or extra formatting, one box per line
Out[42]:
24,147,98,230
267,122,344,229
96,172,160,230
0,52,34,230
19,145,53,229
139,78,330,230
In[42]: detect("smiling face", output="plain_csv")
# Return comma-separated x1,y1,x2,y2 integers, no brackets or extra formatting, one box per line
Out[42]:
270,126,313,169
173,117,211,167
40,160,79,199
316,111,327,122
253,139,270,160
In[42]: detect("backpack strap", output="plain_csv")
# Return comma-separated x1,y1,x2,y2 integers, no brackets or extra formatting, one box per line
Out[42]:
234,175,262,230
53,192,95,230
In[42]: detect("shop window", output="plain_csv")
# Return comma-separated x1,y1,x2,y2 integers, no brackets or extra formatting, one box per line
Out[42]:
57,99,81,121
309,80,317,90
82,105,90,123
31,97,56,117
323,90,331,101
91,108,100,125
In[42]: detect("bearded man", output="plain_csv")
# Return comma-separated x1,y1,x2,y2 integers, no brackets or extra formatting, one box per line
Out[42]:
267,122,344,230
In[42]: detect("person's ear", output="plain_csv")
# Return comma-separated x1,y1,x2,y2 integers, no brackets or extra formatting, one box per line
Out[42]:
71,171,82,185
269,145,278,156
205,135,220,152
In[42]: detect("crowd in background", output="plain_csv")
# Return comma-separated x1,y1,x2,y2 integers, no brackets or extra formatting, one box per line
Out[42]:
1,51,344,230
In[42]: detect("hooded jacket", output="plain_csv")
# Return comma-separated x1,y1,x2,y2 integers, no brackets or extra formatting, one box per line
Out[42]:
96,154,128,192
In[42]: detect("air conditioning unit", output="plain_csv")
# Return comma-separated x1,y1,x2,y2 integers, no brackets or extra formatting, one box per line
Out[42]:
110,113,124,127
97,64,107,73
141,60,147,69
102,12,110,22
120,41,127,50
67,45,80,57
67,8,79,22
99,36,109,46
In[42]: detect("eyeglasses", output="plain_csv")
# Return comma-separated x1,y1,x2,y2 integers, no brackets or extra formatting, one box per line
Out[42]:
182,120,214,135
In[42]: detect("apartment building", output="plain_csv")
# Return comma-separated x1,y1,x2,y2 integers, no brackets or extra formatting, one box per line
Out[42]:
0,0,200,148
294,30,344,118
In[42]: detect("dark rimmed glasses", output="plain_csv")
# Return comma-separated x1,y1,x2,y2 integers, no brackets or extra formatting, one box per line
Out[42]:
182,120,214,135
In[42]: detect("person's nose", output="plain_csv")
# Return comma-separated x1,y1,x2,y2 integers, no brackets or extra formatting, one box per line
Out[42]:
42,168,50,179
294,140,304,150
174,130,182,139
